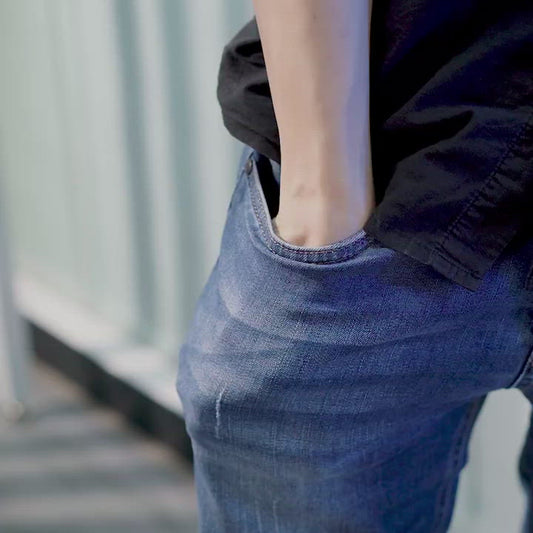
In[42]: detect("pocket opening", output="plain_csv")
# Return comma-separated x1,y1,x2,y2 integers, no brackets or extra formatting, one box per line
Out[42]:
245,150,373,265
255,154,280,220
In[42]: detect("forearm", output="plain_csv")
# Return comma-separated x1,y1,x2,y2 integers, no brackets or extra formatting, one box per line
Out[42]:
252,0,374,207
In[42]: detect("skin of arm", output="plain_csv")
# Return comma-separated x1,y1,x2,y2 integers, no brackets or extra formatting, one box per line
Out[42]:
252,0,375,247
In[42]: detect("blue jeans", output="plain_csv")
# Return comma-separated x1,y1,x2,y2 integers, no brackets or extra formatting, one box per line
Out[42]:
176,143,533,532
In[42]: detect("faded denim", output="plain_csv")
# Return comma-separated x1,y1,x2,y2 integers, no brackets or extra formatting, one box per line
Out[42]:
176,143,533,532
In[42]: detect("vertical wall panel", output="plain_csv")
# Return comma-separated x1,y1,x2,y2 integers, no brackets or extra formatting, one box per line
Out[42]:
55,0,138,330
133,0,181,350
177,2,241,279
0,1,73,289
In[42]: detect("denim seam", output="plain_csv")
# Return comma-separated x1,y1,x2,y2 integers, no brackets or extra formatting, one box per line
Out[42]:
250,202,370,265
250,181,368,258
506,340,533,389
525,261,533,291
227,168,246,212
431,398,485,532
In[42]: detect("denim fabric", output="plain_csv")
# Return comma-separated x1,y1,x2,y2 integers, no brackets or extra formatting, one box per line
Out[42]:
176,143,533,532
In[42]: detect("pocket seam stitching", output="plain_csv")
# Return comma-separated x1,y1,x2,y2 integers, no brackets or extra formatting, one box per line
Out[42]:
246,157,371,264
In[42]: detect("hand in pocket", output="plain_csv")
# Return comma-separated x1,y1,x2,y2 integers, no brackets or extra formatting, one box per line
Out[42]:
271,179,376,248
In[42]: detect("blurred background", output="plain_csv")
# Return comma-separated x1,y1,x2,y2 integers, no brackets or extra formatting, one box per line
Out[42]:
0,1,531,532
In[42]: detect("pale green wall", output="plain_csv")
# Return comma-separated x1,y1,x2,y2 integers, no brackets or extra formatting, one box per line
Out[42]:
0,0,252,351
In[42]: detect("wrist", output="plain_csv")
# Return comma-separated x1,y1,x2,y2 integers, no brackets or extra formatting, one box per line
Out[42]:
279,159,374,203
279,133,372,199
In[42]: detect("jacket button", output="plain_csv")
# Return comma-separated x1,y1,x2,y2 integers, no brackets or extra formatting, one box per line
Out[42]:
244,157,254,174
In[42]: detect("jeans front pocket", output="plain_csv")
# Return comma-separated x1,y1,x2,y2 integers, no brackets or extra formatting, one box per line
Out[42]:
244,148,374,266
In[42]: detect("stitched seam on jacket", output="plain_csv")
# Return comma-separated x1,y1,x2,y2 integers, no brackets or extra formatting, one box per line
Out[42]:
438,109,533,253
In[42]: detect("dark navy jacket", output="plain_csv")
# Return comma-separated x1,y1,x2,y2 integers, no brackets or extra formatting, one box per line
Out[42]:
216,2,533,291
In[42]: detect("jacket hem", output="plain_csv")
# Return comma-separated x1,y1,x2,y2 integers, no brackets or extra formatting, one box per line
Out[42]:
363,217,483,291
